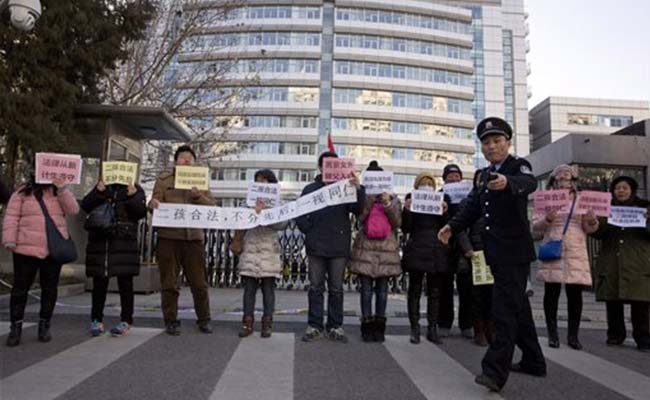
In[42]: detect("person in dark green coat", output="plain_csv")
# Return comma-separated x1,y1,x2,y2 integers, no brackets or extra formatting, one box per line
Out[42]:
590,176,650,352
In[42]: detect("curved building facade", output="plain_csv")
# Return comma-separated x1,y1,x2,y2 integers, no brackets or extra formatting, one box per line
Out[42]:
179,0,530,204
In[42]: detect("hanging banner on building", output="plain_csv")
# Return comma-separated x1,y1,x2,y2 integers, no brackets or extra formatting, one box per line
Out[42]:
246,182,281,208
174,166,210,190
35,153,82,185
411,190,444,215
152,179,358,229
575,190,612,217
608,206,648,228
443,181,473,204
361,171,394,195
533,189,572,216
322,157,355,183
472,250,494,286
102,162,138,186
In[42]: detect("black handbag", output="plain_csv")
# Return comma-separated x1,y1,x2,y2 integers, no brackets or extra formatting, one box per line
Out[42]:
36,195,78,264
84,201,116,233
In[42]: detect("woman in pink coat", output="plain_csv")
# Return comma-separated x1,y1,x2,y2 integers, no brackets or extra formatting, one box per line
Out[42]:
2,175,79,347
533,165,599,350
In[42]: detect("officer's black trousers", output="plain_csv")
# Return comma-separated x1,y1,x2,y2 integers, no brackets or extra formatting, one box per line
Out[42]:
482,263,546,387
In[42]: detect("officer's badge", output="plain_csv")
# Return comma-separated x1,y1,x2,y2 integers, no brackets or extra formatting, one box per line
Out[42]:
486,121,493,129
520,165,533,175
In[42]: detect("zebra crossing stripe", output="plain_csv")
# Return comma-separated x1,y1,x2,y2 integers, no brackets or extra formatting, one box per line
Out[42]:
209,333,295,400
0,321,36,336
0,327,162,400
540,338,650,400
384,335,502,399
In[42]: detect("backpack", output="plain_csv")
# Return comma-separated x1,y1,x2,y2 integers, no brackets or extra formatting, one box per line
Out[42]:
364,203,392,240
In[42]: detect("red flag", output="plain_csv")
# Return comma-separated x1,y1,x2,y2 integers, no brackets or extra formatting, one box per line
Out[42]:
327,131,335,153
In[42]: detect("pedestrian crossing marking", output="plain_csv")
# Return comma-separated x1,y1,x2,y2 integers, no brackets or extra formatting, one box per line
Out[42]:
209,332,295,400
384,335,502,399
541,337,650,400
0,327,162,400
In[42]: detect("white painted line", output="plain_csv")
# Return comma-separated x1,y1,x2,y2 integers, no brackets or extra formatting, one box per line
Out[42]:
540,337,650,400
384,335,501,400
209,333,294,400
0,321,35,336
0,327,162,400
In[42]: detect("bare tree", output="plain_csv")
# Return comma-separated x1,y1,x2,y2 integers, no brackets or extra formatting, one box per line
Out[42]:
102,0,263,182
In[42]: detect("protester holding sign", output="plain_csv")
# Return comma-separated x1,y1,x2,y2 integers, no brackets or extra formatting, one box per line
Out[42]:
439,164,474,340
81,178,147,338
148,145,216,336
350,161,402,343
532,165,599,350
296,152,365,343
590,176,650,352
3,172,79,347
231,170,288,339
401,172,450,345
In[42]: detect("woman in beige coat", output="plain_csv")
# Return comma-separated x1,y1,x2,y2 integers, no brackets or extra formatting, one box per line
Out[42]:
350,161,402,342
533,165,599,350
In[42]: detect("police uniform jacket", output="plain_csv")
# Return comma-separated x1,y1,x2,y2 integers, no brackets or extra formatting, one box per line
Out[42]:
448,155,537,266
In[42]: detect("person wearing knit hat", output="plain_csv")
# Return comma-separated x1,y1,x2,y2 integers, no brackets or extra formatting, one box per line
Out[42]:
439,163,474,339
402,171,450,345
350,160,402,342
533,164,598,351
591,175,650,352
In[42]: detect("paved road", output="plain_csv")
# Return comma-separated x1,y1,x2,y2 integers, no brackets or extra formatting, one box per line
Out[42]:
1,314,648,400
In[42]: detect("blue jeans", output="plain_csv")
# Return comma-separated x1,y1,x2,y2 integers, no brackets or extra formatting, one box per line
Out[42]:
242,276,275,317
307,256,346,331
359,276,389,318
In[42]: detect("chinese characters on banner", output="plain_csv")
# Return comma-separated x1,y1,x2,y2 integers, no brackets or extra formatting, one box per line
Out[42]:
361,171,394,195
472,250,494,286
575,191,612,217
246,183,281,208
411,190,444,215
35,153,82,185
102,162,138,186
608,206,648,228
533,190,572,216
152,179,358,229
322,157,355,183
174,166,210,190
443,181,473,204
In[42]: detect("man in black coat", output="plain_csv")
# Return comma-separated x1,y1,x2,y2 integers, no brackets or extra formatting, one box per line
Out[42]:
296,151,365,343
438,117,546,392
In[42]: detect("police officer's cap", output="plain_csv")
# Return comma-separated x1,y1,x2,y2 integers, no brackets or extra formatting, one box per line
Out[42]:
476,117,513,141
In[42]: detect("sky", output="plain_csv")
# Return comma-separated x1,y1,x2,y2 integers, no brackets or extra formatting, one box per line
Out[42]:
526,0,650,109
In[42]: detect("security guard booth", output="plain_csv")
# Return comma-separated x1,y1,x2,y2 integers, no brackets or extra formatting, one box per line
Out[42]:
69,104,191,293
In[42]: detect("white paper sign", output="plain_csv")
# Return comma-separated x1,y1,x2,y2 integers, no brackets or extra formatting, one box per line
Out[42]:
362,171,394,195
152,179,358,229
608,206,648,228
411,190,444,215
246,182,281,208
443,181,473,204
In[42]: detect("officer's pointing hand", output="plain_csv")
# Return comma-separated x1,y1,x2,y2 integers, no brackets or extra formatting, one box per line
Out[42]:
438,224,452,245
487,173,508,191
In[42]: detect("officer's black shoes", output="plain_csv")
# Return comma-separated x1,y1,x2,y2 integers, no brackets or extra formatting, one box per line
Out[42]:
197,320,213,334
637,343,650,352
426,326,442,344
606,337,625,346
548,336,560,348
409,325,421,344
165,320,181,336
567,335,583,350
5,322,22,347
475,373,502,392
38,319,52,343
510,362,547,377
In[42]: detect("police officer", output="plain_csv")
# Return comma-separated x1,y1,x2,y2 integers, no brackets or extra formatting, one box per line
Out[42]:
438,117,546,392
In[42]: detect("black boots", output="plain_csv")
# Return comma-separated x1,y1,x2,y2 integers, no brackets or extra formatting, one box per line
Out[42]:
410,324,421,344
6,321,22,347
473,320,488,347
374,316,386,342
547,319,560,348
361,316,386,342
426,325,442,344
38,319,51,343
